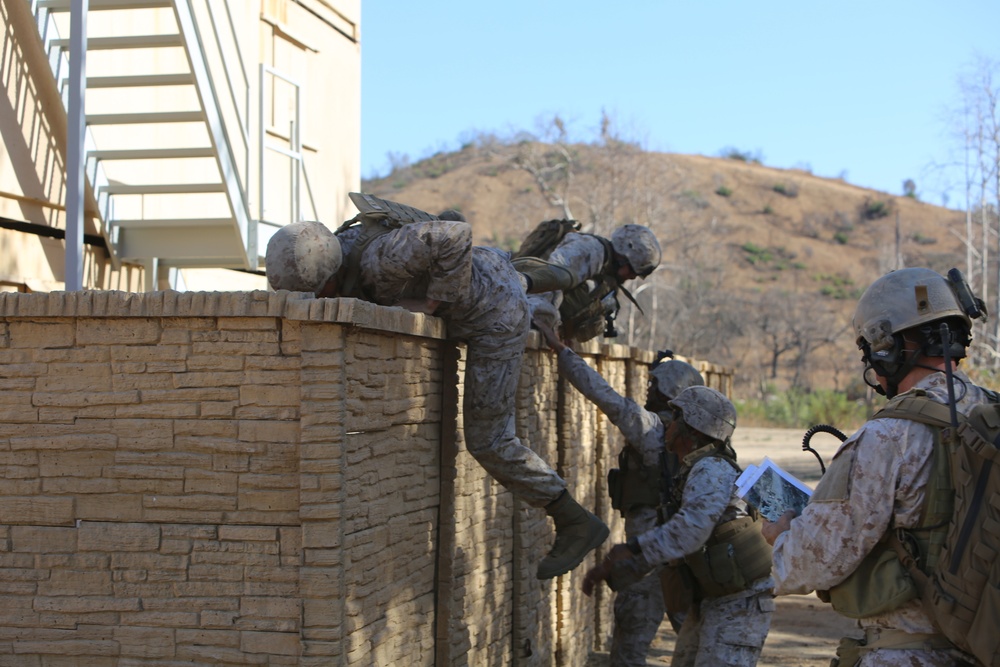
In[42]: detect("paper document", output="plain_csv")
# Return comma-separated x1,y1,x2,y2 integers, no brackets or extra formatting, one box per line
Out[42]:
735,457,812,522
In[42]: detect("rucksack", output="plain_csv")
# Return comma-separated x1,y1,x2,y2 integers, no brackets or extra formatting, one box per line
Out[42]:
512,219,647,342
511,219,580,260
872,389,1000,666
334,193,440,298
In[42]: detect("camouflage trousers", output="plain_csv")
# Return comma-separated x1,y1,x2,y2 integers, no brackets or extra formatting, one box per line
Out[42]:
611,505,666,667
857,649,975,666
671,581,775,667
463,342,566,508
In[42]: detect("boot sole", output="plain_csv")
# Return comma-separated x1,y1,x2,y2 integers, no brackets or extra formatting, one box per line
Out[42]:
536,522,610,580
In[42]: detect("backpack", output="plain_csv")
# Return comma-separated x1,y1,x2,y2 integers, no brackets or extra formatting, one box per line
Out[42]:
511,219,580,260
512,219,644,341
872,389,1000,666
334,193,440,298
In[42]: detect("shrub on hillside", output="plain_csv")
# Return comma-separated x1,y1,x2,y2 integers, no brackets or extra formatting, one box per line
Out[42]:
772,183,798,198
862,198,892,220
736,389,868,430
720,147,763,164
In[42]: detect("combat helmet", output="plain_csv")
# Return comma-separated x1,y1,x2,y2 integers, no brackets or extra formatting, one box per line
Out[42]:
650,359,705,402
265,221,342,293
853,267,983,353
611,224,661,278
853,267,985,397
669,386,736,443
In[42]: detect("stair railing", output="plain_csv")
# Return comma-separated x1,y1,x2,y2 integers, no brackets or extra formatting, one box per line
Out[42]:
173,0,255,267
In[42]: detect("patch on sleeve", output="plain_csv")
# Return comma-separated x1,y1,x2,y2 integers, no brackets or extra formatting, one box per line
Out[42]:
810,443,855,503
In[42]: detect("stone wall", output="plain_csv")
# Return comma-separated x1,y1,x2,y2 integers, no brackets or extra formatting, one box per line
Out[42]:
0,291,731,666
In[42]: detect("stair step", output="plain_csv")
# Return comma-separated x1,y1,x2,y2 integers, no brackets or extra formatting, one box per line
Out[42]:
50,34,183,50
87,110,205,125
89,147,216,160
100,183,226,195
85,73,194,88
38,0,172,10
112,217,233,229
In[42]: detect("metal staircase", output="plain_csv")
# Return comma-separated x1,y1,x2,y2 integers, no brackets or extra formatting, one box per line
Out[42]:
31,0,255,275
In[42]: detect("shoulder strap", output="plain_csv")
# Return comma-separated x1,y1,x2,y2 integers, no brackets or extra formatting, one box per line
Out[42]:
872,393,962,429
685,444,741,474
595,235,615,275
337,219,395,299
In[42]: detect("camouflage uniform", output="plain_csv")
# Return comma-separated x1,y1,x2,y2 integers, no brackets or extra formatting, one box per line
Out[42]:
771,370,987,666
636,455,775,667
339,220,567,507
526,232,609,329
557,347,668,666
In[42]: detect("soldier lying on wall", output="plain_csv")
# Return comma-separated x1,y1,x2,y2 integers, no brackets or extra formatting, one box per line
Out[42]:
264,194,608,580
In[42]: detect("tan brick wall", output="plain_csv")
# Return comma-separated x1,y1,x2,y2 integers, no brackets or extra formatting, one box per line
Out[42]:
0,290,732,666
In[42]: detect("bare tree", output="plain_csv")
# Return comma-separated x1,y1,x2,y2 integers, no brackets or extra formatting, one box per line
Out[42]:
511,116,576,219
952,56,1000,368
742,290,848,392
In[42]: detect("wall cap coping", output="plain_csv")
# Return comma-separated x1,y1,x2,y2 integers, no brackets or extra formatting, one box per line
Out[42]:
0,290,446,339
0,291,733,373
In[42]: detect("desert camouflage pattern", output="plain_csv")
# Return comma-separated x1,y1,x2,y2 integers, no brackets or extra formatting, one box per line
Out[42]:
614,504,667,666
636,456,751,564
772,369,989,665
634,454,773,666
558,348,667,665
339,219,566,507
557,348,665,468
671,578,775,667
670,386,736,442
857,648,974,667
527,232,609,322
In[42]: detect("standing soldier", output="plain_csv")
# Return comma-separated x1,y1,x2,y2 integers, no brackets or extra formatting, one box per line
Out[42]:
763,267,991,666
514,223,661,342
537,321,703,666
583,386,775,667
264,194,609,580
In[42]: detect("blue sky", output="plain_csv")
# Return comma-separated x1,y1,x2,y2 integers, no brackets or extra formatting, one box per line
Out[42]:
360,2,1000,208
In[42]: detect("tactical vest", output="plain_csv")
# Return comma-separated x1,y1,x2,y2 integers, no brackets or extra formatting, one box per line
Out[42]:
819,388,1000,666
665,446,774,598
816,392,963,620
558,237,620,342
334,193,440,299
607,445,662,515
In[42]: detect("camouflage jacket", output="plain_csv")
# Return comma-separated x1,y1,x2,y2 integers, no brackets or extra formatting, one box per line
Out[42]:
338,219,473,306
556,347,665,468
547,232,611,289
337,219,527,353
771,369,990,634
635,454,752,567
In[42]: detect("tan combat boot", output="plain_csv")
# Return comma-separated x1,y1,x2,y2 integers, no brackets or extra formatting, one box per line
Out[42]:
537,490,610,579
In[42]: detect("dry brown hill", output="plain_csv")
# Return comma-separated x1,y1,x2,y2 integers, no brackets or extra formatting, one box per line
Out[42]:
361,141,966,398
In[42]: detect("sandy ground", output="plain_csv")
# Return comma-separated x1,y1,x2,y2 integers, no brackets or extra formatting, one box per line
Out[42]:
589,427,861,667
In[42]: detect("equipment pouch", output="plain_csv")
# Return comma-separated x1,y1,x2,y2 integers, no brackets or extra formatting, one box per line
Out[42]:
607,468,624,511
821,541,917,618
659,562,695,614
685,542,746,598
706,542,746,591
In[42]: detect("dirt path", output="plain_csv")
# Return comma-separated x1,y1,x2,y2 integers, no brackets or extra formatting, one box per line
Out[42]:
589,427,860,666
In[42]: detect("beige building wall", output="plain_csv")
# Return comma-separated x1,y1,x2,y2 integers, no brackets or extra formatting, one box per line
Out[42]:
0,289,731,665
0,0,360,293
